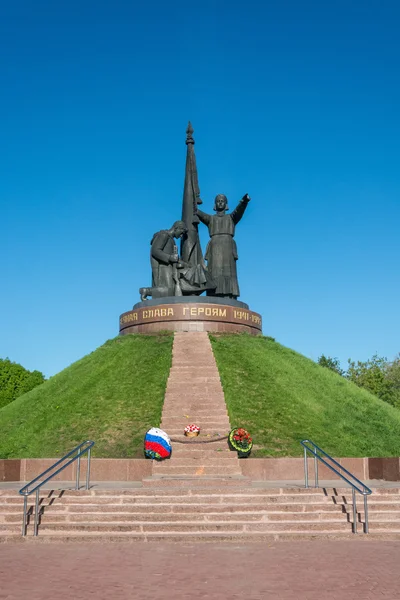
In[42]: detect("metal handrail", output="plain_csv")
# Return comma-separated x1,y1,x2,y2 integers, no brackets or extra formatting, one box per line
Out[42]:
301,439,372,534
19,440,95,537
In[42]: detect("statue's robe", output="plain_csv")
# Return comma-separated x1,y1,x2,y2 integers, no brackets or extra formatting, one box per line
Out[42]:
197,199,249,298
148,229,216,299
150,230,176,297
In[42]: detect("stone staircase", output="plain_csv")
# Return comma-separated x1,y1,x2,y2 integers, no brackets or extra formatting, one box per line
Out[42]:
0,486,350,542
328,486,400,534
2,486,400,542
148,331,243,482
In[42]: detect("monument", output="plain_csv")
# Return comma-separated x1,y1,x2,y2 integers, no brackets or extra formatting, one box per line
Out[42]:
119,123,262,335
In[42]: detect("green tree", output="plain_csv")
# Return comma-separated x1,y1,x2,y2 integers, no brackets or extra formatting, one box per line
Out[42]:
346,354,396,405
317,354,344,376
386,355,400,407
0,358,45,409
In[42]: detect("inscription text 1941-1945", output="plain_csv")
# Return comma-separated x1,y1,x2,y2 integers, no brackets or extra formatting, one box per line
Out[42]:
234,310,262,325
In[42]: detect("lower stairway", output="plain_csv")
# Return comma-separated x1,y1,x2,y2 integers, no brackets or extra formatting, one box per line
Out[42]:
2,485,400,542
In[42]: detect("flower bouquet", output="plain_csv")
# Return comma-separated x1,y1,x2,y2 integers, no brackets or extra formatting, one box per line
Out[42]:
184,424,200,438
228,428,253,458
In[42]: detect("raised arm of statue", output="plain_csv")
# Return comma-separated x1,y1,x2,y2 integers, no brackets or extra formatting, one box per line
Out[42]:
151,231,175,265
196,209,211,226
230,194,251,225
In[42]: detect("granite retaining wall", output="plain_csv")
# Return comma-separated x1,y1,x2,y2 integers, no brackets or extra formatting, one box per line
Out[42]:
1,457,400,482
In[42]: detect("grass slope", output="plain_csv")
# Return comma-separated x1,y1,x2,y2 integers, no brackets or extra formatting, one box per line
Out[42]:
0,334,173,459
210,334,400,457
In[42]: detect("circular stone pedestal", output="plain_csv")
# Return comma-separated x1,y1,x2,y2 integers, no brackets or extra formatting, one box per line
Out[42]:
119,297,262,335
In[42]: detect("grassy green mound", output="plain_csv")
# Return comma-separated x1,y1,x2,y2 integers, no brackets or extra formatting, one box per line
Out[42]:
2,331,400,460
210,334,400,457
0,334,173,459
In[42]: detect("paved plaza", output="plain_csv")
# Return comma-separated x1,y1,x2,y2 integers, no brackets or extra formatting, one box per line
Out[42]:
1,540,399,599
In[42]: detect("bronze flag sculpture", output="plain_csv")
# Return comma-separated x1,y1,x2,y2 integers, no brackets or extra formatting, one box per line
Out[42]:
139,124,250,301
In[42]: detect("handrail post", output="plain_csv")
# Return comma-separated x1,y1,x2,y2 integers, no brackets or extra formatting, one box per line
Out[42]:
85,447,91,490
76,447,81,490
22,496,27,537
34,489,39,536
303,446,309,489
364,495,369,534
313,443,319,488
300,440,372,536
352,488,357,534
19,441,95,537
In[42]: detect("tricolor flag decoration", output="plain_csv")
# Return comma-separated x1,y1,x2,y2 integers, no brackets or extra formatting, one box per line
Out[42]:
144,428,172,460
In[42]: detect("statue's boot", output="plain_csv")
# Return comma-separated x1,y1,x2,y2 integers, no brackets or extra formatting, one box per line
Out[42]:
139,287,151,301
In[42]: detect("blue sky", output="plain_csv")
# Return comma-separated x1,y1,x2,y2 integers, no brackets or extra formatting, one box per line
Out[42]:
1,0,399,377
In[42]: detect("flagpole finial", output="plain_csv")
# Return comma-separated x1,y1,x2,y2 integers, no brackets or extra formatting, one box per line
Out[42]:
186,121,194,145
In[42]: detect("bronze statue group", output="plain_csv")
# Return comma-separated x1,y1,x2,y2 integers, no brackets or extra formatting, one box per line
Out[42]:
139,193,251,302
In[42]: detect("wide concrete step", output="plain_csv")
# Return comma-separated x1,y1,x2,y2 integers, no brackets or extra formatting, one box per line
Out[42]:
171,360,216,365
330,488,400,496
162,415,230,422
324,487,397,494
142,478,249,488
0,505,25,513
164,392,226,398
153,458,239,467
163,402,227,410
167,380,221,386
35,521,350,533
340,502,400,511
3,531,362,543
368,523,400,532
170,368,220,375
339,496,400,503
171,357,217,362
161,416,230,423
165,431,230,439
0,510,349,524
167,376,221,383
150,467,241,476
0,486,317,497
163,395,226,401
0,524,21,533
163,407,227,413
161,410,228,417
167,439,229,448
0,503,341,519
162,424,230,433
162,408,227,415
356,512,400,521
0,490,329,504
0,494,338,508
367,489,400,495
0,489,328,504
163,400,226,406
168,432,230,440
169,448,232,457
0,487,327,499
164,391,225,399
19,499,334,511
328,496,400,505
172,349,218,355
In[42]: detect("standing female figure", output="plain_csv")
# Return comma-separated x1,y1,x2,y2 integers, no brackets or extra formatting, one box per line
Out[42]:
197,193,250,299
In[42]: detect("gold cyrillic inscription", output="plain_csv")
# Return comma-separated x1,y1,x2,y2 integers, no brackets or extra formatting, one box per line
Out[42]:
120,312,138,324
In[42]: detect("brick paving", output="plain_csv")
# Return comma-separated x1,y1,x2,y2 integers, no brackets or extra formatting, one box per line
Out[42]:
1,541,399,599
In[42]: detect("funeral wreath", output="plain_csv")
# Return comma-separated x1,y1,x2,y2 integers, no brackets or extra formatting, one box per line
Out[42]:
228,427,253,457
